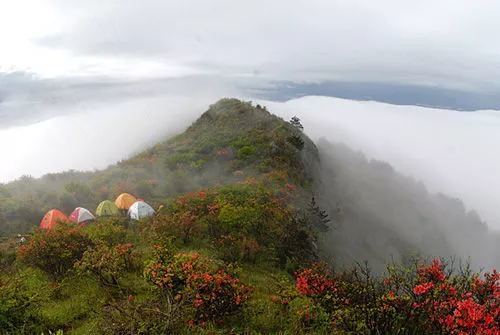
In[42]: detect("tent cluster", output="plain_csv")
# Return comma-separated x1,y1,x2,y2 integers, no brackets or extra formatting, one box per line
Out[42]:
39,193,156,230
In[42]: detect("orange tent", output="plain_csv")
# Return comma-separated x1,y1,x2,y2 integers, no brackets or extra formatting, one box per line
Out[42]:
115,193,137,210
40,209,69,230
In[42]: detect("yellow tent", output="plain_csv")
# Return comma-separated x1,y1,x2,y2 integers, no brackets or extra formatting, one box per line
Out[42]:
115,193,137,210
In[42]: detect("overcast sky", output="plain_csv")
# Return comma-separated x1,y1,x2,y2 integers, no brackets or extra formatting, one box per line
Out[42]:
2,0,500,126
2,1,500,87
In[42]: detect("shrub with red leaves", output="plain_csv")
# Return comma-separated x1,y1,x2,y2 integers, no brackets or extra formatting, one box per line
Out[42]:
17,223,93,278
294,263,340,316
402,259,499,334
295,264,336,297
144,247,250,324
186,269,251,322
291,259,499,334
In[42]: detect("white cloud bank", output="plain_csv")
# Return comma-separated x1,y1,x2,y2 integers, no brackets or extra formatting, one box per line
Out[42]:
0,95,213,182
266,96,500,230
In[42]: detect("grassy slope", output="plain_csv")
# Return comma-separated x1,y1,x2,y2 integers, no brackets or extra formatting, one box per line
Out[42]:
1,99,323,334
0,98,318,235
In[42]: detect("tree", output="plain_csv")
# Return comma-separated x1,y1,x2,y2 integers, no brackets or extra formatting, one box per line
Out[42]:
290,116,304,131
307,196,330,232
287,135,305,150
288,116,305,150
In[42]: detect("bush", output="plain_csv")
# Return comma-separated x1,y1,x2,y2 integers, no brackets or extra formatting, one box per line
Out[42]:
150,212,202,245
214,234,262,263
151,184,320,269
148,190,215,244
295,264,336,299
186,269,251,323
144,248,216,295
17,223,93,278
287,297,330,334
84,219,128,246
99,297,183,334
75,243,136,287
401,259,499,334
0,275,45,333
144,247,251,324
289,259,500,334
0,245,16,272
236,145,257,160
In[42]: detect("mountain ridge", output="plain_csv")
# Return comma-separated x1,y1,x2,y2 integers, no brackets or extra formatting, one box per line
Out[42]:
0,98,499,334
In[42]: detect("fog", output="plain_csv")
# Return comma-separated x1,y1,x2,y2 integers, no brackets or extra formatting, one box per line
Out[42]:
266,96,500,231
316,140,500,271
0,94,222,182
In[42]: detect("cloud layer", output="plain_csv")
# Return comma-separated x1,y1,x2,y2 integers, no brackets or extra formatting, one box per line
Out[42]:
266,96,500,230
0,93,227,182
3,1,500,92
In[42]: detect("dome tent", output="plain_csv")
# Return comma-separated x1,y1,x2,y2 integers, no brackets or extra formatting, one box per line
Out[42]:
40,209,69,230
96,200,120,217
69,207,95,224
115,193,137,210
128,201,155,220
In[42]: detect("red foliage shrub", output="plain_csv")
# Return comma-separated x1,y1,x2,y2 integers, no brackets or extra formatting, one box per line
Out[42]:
417,258,446,283
186,269,251,322
290,259,499,334
17,223,93,278
295,264,336,297
144,247,251,324
404,259,499,334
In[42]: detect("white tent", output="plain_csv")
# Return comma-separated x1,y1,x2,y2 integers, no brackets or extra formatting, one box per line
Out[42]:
69,207,95,224
128,201,155,220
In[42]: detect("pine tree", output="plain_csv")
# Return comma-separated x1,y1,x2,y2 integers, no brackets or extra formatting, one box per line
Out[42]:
290,116,304,131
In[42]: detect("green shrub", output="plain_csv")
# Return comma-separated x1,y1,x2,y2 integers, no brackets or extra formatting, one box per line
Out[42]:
84,219,128,246
288,297,331,334
99,297,183,334
0,275,45,333
236,145,257,160
214,234,262,263
75,243,136,287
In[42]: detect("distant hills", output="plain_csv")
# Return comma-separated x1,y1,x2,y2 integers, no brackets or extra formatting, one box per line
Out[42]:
258,81,500,111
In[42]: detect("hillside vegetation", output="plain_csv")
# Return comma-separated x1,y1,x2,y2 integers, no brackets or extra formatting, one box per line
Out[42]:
317,141,500,272
0,99,317,235
0,99,498,334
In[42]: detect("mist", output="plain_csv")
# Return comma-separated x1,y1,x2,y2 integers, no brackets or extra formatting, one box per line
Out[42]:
316,140,500,271
0,94,224,183
266,96,500,231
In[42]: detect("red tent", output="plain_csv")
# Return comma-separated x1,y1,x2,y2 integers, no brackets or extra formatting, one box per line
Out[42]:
40,209,68,230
